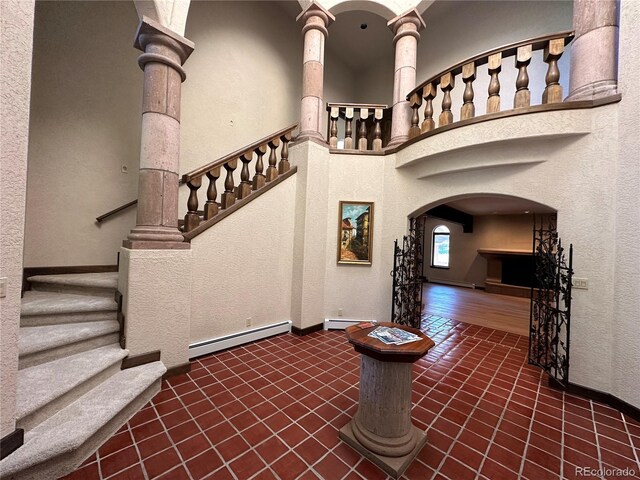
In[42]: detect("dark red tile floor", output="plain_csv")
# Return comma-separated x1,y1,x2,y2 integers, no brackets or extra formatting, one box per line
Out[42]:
63,315,640,480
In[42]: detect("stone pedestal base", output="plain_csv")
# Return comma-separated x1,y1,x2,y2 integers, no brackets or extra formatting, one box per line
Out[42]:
340,421,427,479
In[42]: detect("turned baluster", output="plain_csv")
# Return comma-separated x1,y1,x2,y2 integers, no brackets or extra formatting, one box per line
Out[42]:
461,62,476,120
373,108,384,151
204,167,220,220
421,83,437,133
514,45,533,108
409,93,422,139
487,52,502,114
266,138,280,182
438,73,455,127
184,176,202,232
252,144,267,191
236,152,253,200
358,108,369,150
220,159,237,209
542,38,565,104
329,106,339,148
344,107,354,149
278,133,291,174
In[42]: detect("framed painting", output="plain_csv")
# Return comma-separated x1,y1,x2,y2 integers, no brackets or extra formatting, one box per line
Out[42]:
337,201,374,265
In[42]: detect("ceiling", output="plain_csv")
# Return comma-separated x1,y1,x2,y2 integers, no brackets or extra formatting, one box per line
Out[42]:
441,196,556,216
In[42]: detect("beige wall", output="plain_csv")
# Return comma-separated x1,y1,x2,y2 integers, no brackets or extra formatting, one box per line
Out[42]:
423,214,534,287
0,0,35,437
189,175,297,343
24,1,304,267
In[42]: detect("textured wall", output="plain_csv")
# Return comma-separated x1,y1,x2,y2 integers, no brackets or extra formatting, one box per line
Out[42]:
189,175,297,342
611,0,640,410
0,0,35,437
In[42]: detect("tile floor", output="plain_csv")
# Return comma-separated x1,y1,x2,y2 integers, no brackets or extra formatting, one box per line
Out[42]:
63,315,640,480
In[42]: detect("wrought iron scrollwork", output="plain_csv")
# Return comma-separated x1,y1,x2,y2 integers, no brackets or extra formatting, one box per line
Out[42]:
529,215,573,385
391,217,425,329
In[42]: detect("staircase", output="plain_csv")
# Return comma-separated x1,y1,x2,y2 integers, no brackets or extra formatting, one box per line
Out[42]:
0,273,166,480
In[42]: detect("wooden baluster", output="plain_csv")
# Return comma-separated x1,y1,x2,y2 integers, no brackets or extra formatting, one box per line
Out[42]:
184,176,202,232
278,133,292,174
204,167,220,220
421,83,436,133
266,138,280,181
236,152,253,200
438,73,455,127
220,159,237,209
542,38,565,104
487,52,502,114
514,45,532,108
461,62,476,120
344,107,354,149
329,106,339,148
409,93,422,139
373,108,384,151
358,108,369,150
252,144,267,191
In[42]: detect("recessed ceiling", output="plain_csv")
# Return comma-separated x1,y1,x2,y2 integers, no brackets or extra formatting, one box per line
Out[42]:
443,196,556,216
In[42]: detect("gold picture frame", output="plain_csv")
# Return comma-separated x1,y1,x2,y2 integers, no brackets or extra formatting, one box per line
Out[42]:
337,201,374,265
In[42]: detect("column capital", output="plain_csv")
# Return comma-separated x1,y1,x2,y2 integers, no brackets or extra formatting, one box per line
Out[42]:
387,8,425,44
297,2,335,37
134,16,195,71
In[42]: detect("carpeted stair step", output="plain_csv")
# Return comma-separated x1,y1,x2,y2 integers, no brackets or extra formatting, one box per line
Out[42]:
16,344,129,432
18,321,120,369
27,272,118,298
0,361,166,480
20,291,117,327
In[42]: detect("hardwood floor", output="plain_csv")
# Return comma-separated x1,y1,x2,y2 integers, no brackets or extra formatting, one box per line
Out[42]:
422,283,530,336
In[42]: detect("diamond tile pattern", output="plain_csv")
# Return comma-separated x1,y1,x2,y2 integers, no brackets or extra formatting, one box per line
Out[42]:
62,315,640,480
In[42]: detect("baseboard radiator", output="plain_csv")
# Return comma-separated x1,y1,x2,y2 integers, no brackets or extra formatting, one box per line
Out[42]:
324,318,374,330
189,321,292,358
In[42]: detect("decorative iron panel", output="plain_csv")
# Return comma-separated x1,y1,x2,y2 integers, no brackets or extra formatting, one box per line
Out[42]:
391,217,425,329
529,215,573,385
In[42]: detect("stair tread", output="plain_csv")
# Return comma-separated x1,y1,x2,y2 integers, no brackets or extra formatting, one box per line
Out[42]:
17,344,129,420
27,272,118,289
0,362,166,477
21,290,117,316
19,320,119,356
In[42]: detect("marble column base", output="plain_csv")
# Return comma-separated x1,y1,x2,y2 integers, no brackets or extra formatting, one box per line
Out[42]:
339,421,427,479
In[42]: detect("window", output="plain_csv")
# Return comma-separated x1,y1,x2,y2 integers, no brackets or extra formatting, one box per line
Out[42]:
431,225,450,268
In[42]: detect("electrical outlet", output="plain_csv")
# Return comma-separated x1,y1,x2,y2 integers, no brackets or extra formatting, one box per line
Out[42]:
246,317,252,327
572,277,589,289
0,277,7,298
338,308,343,317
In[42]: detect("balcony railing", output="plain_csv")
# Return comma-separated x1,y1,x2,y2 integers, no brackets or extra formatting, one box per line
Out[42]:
326,103,390,152
406,31,574,140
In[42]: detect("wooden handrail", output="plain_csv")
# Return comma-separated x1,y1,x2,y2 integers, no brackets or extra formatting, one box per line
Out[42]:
408,30,574,100
95,199,138,223
182,123,298,183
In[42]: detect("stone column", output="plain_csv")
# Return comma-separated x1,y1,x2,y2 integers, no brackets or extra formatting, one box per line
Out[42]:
567,0,619,100
387,9,425,147
124,17,194,249
297,2,334,141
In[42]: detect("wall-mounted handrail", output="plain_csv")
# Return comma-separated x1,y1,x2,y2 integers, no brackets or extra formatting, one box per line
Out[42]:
95,199,137,223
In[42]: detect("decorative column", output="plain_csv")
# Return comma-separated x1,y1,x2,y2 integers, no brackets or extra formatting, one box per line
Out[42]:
297,2,335,141
124,16,194,249
567,0,619,100
387,9,425,147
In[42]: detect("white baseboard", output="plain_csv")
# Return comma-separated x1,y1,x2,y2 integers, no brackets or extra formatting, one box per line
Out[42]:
324,318,376,330
428,279,477,289
189,320,292,358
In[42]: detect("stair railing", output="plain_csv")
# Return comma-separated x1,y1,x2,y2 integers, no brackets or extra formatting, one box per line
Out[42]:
181,123,297,233
326,103,389,152
405,31,574,140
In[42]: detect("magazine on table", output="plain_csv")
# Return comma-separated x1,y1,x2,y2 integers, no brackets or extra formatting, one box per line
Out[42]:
367,326,420,345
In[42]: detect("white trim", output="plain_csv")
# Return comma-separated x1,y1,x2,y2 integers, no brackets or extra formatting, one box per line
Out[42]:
189,321,292,358
427,279,477,289
324,318,377,330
